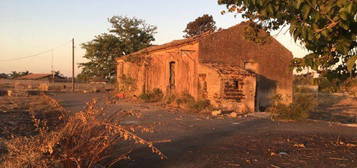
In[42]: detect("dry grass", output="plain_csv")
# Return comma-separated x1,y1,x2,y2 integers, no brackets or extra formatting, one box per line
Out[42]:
0,95,166,168
269,94,317,121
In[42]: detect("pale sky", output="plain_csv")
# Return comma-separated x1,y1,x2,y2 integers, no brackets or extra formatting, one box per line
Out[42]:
0,0,309,76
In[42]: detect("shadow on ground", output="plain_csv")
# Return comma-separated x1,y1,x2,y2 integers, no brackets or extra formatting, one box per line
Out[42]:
311,94,357,124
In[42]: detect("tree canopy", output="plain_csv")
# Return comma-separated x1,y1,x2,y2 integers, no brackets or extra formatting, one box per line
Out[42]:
183,14,217,38
78,16,157,82
8,71,31,79
218,0,357,79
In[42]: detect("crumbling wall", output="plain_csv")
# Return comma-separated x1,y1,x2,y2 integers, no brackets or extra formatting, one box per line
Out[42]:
116,61,144,96
199,23,293,111
198,64,221,101
198,64,256,113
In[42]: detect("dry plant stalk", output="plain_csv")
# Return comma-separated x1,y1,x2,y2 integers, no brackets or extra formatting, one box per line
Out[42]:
0,96,166,168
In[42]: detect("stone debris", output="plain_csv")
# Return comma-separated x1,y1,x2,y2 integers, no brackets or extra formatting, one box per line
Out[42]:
211,110,222,116
7,90,29,97
229,112,238,118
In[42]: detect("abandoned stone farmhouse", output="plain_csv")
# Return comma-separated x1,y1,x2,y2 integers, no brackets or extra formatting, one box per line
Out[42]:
116,22,293,112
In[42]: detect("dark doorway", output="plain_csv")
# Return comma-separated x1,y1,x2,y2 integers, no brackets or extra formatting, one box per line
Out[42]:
198,74,208,99
169,61,176,90
255,75,277,112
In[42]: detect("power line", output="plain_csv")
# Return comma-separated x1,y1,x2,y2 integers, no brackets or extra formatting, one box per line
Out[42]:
0,40,71,62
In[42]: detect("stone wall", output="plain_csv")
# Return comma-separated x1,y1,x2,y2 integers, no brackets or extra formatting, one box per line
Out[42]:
198,64,256,113
199,23,293,111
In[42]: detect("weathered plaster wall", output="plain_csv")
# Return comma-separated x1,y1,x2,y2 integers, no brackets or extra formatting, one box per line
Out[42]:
145,42,199,97
197,64,221,101
117,61,144,96
199,23,293,110
117,42,200,98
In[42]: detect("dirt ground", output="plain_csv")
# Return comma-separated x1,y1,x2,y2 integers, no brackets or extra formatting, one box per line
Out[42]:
0,96,64,139
313,93,357,124
0,93,356,167
50,93,357,168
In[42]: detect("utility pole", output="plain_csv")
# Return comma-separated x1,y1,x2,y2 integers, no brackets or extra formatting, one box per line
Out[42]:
72,38,75,93
51,49,54,83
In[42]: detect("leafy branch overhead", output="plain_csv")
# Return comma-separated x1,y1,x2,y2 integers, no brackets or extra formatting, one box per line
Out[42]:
78,16,157,82
218,0,357,77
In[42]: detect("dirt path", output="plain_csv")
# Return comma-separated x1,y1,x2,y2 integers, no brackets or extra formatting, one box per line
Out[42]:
314,94,357,124
52,93,357,168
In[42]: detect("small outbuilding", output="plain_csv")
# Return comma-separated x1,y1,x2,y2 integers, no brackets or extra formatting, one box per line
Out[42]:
116,22,293,113
17,74,66,82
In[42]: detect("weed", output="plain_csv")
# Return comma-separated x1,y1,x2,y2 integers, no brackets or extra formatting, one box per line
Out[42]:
118,75,137,93
164,94,176,104
124,55,151,66
0,96,166,168
190,99,211,112
139,88,164,103
175,93,212,112
175,92,195,106
269,94,316,121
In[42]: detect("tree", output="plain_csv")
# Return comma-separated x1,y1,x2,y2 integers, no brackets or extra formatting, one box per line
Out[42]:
79,34,124,82
78,16,157,82
8,71,31,79
0,73,8,79
183,14,217,38
53,71,65,78
218,0,357,78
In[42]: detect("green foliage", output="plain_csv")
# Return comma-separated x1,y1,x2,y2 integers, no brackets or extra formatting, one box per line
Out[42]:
175,92,195,105
340,78,357,96
109,16,157,53
139,88,164,103
317,77,341,93
347,55,357,74
269,94,316,121
78,16,157,82
124,54,151,66
119,75,137,93
293,74,315,86
79,34,122,82
176,93,212,112
219,0,357,78
183,14,217,38
7,71,31,79
243,23,269,44
0,73,8,79
165,94,177,104
190,99,211,112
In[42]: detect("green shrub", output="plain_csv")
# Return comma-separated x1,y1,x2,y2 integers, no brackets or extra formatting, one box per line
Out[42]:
165,94,176,104
139,88,164,103
119,75,137,93
190,99,211,112
176,93,211,112
340,78,357,96
269,94,316,121
316,77,343,93
175,93,195,106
